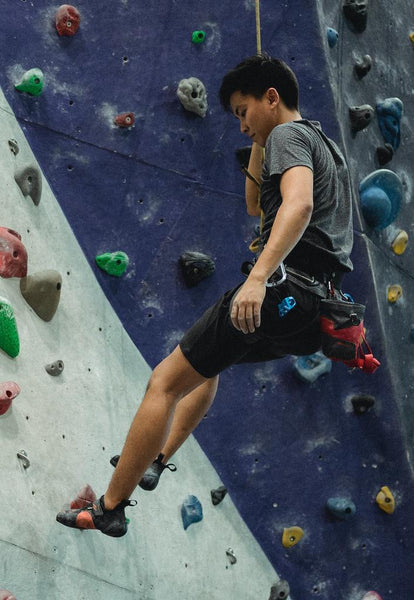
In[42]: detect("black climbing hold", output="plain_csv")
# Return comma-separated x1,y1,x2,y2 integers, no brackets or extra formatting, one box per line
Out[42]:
8,139,19,156
354,54,372,79
269,579,290,600
235,146,252,169
376,144,394,166
211,485,227,505
349,104,374,133
343,0,368,33
110,454,120,467
179,251,215,287
351,394,375,414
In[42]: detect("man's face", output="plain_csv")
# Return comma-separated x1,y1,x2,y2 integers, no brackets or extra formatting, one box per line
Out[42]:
230,90,276,147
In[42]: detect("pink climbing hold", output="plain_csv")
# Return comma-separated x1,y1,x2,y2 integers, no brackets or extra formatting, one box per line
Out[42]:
362,593,383,600
56,4,81,37
0,227,28,278
0,590,18,600
70,484,97,509
114,112,135,128
0,381,20,415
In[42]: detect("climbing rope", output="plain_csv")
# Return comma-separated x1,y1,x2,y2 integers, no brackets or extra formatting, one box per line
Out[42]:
255,0,262,54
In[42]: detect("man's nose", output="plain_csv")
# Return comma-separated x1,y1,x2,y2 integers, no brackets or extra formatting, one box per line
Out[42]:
240,120,248,134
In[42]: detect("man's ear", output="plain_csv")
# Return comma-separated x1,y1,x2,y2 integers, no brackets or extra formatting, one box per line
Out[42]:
266,87,279,106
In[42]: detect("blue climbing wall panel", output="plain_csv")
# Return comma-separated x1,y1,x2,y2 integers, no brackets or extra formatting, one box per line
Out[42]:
1,1,414,598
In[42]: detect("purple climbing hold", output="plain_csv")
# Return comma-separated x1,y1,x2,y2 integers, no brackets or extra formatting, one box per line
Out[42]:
0,381,20,416
0,227,28,278
56,5,81,37
376,98,403,151
349,104,374,133
20,270,62,321
354,54,372,79
343,0,368,32
181,495,203,530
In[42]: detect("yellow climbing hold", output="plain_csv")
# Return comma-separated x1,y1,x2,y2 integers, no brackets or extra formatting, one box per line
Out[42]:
282,526,304,548
376,486,395,514
410,31,414,47
391,230,408,255
387,284,402,303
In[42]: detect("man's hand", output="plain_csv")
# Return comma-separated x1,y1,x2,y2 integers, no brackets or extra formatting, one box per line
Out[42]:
230,279,266,334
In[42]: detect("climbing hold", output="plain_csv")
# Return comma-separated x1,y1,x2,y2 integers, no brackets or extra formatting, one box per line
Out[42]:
14,164,42,206
0,227,28,278
410,32,414,47
191,30,206,44
282,526,303,548
269,580,290,600
376,144,394,167
8,139,19,156
354,54,372,78
179,251,215,287
293,351,332,383
391,230,408,255
387,284,402,303
349,104,374,133
211,485,228,505
327,27,339,47
95,251,129,276
0,590,18,600
181,495,203,530
17,450,30,469
114,112,135,128
0,381,20,416
359,169,402,230
343,0,368,32
376,486,395,514
0,297,20,358
70,484,97,509
20,270,62,321
362,592,383,600
351,394,375,414
15,68,44,96
376,98,403,151
326,497,356,520
177,77,208,118
56,5,81,36
278,296,296,318
226,548,237,565
45,360,64,376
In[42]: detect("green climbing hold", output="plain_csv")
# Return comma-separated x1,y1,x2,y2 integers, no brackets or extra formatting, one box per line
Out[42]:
191,30,206,44
15,68,44,96
95,251,129,277
0,297,20,358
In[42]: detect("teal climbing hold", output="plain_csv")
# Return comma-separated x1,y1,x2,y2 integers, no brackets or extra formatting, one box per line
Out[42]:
326,497,356,520
376,98,403,151
15,68,44,96
181,495,203,530
359,169,402,229
293,352,332,383
191,30,206,44
327,28,339,47
95,251,129,276
0,297,20,358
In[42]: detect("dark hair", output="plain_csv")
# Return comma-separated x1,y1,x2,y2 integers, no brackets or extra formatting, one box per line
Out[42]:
219,54,299,112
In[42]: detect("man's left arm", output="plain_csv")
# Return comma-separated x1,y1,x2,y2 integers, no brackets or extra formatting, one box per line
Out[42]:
231,165,314,334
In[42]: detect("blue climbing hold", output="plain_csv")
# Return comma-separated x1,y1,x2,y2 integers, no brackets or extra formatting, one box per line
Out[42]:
376,98,403,151
278,296,296,318
181,495,203,530
293,352,332,383
327,497,356,520
327,27,339,47
359,169,402,229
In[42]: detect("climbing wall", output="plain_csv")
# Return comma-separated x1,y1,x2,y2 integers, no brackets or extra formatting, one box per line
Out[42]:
0,1,414,599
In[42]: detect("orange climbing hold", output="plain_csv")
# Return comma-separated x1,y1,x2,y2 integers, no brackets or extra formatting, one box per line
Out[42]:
282,526,304,548
56,5,81,37
376,486,395,514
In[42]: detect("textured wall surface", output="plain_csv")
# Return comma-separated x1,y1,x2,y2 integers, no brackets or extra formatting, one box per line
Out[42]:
0,1,413,599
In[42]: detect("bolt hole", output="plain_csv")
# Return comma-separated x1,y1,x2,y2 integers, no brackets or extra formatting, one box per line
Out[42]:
67,165,73,171
159,218,164,224
148,313,153,318
123,56,129,63
13,251,19,258
191,91,198,98
69,100,74,106
6,390,12,398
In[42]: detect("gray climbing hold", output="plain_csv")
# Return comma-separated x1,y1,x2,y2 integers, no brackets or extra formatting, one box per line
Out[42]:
327,497,356,520
351,394,375,414
226,548,237,565
177,77,208,117
349,104,374,133
343,0,368,32
17,450,30,469
376,144,394,166
20,270,62,321
14,164,42,205
181,495,203,529
211,485,227,505
354,54,372,79
45,360,64,376
8,139,19,156
269,580,290,600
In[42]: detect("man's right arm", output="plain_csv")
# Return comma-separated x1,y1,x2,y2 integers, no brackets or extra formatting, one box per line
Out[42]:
245,143,262,216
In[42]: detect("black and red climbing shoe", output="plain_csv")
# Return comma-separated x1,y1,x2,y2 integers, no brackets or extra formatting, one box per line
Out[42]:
56,495,136,537
110,452,177,491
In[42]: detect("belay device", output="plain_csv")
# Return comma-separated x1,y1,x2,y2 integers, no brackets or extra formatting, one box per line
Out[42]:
319,288,380,374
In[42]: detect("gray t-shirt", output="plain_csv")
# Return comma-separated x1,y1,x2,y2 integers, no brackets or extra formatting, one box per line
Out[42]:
259,119,353,274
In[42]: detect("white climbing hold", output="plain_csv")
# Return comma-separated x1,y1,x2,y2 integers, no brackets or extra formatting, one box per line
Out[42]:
177,77,208,117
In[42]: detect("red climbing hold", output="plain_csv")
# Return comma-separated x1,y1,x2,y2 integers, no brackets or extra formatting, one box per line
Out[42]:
114,112,135,128
0,590,18,600
0,227,28,278
56,5,81,37
70,484,97,509
0,381,20,415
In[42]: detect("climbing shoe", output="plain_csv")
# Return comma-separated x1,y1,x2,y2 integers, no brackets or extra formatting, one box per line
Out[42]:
110,452,177,491
56,495,136,538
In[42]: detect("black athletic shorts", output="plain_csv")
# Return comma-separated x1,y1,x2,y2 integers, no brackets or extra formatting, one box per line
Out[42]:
179,276,322,378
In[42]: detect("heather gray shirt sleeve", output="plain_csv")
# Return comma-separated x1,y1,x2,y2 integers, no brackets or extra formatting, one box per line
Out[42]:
265,123,314,176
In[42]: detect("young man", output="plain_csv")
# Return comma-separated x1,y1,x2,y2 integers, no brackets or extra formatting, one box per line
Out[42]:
56,55,353,537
